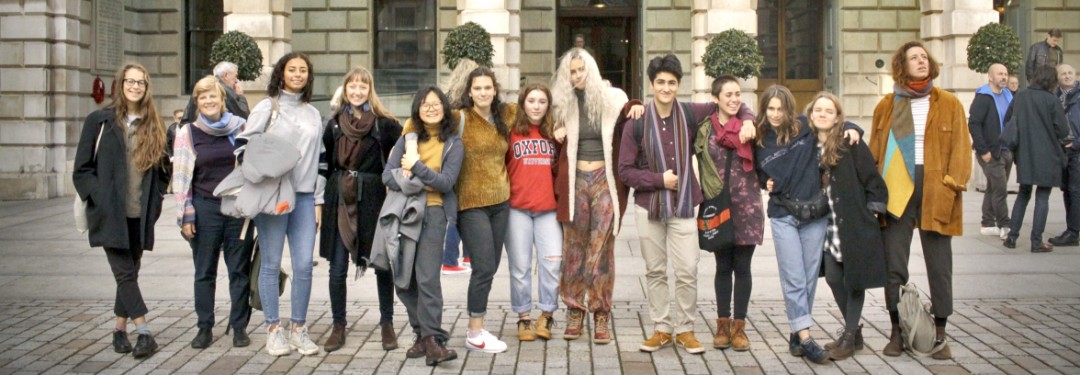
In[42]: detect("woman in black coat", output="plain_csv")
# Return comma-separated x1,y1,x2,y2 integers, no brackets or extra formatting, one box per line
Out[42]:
318,66,403,352
1005,65,1072,252
72,62,170,359
808,92,888,360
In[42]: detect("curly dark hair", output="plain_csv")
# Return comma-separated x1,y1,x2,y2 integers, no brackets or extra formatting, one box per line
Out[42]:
410,86,456,143
1028,65,1059,91
647,53,683,82
266,52,314,102
458,66,509,139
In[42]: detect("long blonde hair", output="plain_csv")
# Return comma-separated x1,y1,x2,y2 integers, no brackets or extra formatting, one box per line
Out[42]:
442,58,480,109
110,62,166,172
551,48,609,128
333,65,396,121
806,92,847,169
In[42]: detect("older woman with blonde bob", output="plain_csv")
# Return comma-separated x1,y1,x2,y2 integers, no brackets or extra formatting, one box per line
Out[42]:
172,75,251,350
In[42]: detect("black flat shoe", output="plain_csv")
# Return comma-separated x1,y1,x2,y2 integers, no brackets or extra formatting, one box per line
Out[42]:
132,334,159,359
233,327,251,347
1003,238,1016,249
789,333,805,357
1031,243,1054,253
112,331,132,354
1049,233,1079,246
191,327,212,349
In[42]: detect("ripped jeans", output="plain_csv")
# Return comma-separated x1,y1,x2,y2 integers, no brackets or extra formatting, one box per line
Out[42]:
505,208,562,313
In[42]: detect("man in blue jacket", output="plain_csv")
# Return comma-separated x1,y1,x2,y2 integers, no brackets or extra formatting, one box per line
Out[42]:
968,63,1014,239
1050,64,1080,246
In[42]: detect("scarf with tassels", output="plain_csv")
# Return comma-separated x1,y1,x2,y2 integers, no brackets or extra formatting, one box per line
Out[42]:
882,78,933,217
336,104,377,253
643,100,694,220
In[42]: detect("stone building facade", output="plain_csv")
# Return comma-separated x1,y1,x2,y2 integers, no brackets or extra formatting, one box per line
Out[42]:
0,0,1075,200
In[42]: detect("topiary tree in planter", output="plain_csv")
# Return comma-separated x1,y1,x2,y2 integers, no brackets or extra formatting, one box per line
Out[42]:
442,22,494,69
702,29,764,80
209,30,263,81
967,23,1022,74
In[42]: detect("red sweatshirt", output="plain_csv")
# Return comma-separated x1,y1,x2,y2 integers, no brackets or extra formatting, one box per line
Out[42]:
506,124,558,211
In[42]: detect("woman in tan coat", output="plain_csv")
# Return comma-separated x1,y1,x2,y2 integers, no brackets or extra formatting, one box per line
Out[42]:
868,41,971,360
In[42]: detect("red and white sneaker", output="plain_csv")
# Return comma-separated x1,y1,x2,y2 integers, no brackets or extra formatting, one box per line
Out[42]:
464,330,507,353
441,265,471,275
462,257,471,268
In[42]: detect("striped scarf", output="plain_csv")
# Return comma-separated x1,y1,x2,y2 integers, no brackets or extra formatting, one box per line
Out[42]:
643,100,694,220
882,79,932,217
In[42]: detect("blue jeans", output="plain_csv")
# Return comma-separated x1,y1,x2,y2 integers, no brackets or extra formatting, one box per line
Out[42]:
770,215,827,332
505,208,562,313
442,223,468,266
255,192,316,325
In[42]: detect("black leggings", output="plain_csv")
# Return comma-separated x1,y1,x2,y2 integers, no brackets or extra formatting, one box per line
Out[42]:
824,254,865,330
714,245,755,320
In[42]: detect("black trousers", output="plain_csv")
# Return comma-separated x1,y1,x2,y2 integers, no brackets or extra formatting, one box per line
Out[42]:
1062,152,1080,235
714,245,755,320
104,218,149,319
459,201,509,317
329,234,394,325
824,254,866,330
882,166,954,319
190,195,251,330
1009,185,1053,244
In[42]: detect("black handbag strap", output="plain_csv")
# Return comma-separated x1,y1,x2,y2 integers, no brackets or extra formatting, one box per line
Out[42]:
721,148,734,188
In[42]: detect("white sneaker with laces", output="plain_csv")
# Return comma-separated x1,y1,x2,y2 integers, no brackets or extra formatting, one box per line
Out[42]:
980,226,999,236
265,326,291,356
288,325,320,355
464,329,508,353
999,227,1009,240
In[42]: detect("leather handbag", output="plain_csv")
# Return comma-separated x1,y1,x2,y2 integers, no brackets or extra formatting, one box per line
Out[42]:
74,122,106,233
697,148,736,252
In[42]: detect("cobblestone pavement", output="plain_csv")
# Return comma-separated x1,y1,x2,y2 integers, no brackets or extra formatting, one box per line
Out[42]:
1,298,1078,374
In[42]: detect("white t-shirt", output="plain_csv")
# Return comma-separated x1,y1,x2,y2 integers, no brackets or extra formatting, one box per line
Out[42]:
910,95,929,165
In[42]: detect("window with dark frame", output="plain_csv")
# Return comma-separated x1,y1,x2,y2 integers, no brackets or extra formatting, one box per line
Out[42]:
374,0,437,95
184,0,224,94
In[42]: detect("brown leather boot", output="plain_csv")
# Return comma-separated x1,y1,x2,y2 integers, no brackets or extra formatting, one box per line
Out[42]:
730,319,750,351
825,325,863,351
830,326,859,360
931,326,952,360
713,318,731,349
882,324,903,357
593,311,612,344
380,321,398,351
323,323,346,352
406,337,426,358
422,336,458,366
564,309,585,340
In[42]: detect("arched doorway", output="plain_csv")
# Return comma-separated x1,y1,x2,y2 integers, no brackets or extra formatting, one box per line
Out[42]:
556,0,640,96
757,0,825,109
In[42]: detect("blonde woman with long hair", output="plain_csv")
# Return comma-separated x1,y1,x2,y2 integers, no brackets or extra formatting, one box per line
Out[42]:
73,62,170,359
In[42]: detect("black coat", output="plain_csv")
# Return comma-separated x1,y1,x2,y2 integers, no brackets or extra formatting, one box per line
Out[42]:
318,115,402,265
1007,87,1071,187
72,109,170,250
826,141,888,291
968,89,1010,159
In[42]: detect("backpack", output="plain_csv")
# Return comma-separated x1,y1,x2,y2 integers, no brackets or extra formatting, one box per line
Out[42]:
631,102,695,167
898,282,946,356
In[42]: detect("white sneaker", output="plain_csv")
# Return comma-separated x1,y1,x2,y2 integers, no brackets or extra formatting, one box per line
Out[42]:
288,325,320,355
980,226,999,236
265,326,291,356
999,227,1010,240
464,329,508,353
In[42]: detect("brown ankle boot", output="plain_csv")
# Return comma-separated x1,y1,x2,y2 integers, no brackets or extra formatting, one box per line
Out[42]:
323,323,346,352
830,326,859,360
730,319,750,351
380,321,398,351
931,326,952,360
713,318,731,349
422,336,457,366
406,337,426,358
593,311,612,344
882,324,903,357
564,309,585,340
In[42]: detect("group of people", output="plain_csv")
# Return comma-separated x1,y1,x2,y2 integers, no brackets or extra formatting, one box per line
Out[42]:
973,28,1075,253
73,36,1070,366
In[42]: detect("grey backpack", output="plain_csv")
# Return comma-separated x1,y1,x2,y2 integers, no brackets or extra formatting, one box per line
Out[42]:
898,282,946,356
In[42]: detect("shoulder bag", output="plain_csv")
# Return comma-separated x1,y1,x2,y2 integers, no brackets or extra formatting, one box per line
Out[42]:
697,148,736,252
74,122,106,233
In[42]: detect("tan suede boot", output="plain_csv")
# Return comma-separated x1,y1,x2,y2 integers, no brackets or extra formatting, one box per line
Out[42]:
713,318,731,349
730,319,750,351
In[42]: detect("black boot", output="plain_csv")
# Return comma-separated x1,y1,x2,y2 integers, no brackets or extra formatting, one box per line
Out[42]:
112,331,132,354
190,327,212,349
132,334,159,359
232,327,251,347
1049,232,1079,246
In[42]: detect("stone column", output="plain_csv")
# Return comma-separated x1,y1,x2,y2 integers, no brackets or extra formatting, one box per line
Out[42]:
223,0,294,104
692,0,757,107
456,0,521,101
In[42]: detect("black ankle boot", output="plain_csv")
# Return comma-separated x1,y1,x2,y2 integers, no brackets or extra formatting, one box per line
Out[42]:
190,327,212,349
112,331,132,353
132,333,158,359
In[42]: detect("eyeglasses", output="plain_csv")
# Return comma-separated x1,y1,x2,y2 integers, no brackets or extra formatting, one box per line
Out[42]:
421,102,442,111
123,79,148,88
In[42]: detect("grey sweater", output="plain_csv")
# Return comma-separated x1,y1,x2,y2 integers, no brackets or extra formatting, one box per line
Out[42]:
240,92,326,203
